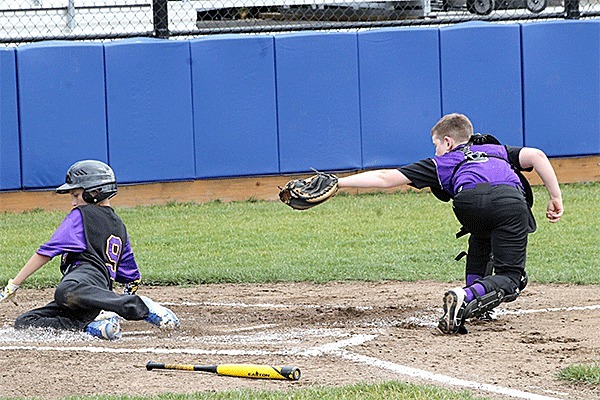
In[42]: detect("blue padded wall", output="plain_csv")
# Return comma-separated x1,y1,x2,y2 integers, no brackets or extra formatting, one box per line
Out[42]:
190,35,279,178
276,32,362,173
17,41,108,189
358,27,441,168
104,38,195,184
440,22,523,146
522,20,600,156
0,48,20,190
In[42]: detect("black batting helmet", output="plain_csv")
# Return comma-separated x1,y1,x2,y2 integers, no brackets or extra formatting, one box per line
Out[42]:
56,160,118,204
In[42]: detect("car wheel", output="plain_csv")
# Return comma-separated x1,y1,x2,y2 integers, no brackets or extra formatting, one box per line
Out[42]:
467,0,495,14
527,0,546,13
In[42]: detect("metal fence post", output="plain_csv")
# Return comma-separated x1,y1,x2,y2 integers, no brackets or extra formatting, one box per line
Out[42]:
66,0,76,31
565,0,580,19
153,0,169,38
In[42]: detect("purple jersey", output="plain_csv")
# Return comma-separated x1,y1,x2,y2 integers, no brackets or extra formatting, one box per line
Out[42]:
37,208,141,283
434,144,522,196
399,145,524,199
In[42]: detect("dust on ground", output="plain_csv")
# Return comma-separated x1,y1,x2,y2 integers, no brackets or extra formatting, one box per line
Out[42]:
0,281,599,400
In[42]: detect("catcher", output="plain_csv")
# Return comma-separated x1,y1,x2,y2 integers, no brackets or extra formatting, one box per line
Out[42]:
0,160,180,340
280,113,563,334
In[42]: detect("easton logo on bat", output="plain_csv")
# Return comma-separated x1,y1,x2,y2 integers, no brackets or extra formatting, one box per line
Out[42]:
248,371,271,378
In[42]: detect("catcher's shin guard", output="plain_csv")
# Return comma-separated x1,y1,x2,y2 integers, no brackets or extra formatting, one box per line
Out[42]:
462,289,505,320
476,271,529,308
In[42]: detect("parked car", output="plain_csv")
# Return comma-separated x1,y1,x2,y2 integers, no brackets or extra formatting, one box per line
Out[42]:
442,0,551,14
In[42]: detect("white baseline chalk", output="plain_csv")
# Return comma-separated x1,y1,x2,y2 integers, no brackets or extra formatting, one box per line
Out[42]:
335,350,565,400
0,331,567,400
163,301,600,316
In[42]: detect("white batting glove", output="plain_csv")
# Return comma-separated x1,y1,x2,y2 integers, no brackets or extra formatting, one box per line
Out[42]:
0,279,19,305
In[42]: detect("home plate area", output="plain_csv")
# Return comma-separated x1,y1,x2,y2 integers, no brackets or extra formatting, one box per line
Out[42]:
0,281,599,400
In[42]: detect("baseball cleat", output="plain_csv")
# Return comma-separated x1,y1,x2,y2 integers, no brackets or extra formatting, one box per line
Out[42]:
140,296,180,329
94,310,122,322
438,287,466,334
86,315,122,340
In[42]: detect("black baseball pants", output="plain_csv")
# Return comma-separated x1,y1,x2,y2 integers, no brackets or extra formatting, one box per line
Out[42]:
452,184,535,295
15,263,149,331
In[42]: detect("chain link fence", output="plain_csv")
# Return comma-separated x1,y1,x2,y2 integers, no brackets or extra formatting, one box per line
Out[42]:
0,0,597,44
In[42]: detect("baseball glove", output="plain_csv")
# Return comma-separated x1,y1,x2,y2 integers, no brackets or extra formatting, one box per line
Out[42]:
279,171,339,210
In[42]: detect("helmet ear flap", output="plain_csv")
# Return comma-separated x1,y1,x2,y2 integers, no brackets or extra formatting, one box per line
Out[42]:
82,190,98,204
82,183,118,204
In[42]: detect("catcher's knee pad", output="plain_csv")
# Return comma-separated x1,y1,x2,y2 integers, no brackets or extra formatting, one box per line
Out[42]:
519,271,528,290
503,271,528,303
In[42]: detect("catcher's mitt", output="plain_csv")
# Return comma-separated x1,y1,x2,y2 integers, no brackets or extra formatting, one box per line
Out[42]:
279,172,339,210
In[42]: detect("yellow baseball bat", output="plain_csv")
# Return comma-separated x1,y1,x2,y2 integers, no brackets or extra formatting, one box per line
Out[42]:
145,361,301,380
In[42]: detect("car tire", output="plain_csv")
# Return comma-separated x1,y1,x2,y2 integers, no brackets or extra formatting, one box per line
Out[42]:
526,0,546,13
467,0,495,14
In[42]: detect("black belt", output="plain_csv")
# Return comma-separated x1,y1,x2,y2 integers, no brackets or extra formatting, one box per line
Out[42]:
457,182,521,193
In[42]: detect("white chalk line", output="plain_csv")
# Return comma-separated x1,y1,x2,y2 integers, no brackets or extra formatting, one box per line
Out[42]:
0,344,278,356
0,333,566,400
177,327,353,345
296,334,377,356
0,326,356,345
222,324,278,333
0,334,374,358
334,349,565,400
162,301,373,311
3,301,591,400
300,334,567,400
163,300,600,317
497,304,600,315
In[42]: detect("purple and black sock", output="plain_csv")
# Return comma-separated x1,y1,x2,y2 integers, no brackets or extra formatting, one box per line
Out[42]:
464,283,486,303
466,274,482,286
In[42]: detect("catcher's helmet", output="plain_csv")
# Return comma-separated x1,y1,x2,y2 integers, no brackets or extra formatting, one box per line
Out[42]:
56,160,118,204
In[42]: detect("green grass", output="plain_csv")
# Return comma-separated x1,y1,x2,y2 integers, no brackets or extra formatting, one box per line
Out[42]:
557,363,600,385
1,182,598,288
0,182,598,399
53,381,489,400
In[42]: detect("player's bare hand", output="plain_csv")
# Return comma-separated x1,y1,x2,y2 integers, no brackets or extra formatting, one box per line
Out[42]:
546,198,563,223
0,279,19,305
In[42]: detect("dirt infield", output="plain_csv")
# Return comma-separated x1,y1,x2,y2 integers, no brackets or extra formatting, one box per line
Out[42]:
0,281,599,400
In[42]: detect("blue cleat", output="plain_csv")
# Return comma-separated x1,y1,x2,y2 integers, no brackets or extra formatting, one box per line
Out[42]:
86,315,122,340
140,296,180,329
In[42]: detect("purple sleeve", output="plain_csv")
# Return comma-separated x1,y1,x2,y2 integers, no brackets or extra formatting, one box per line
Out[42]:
115,236,141,284
37,209,87,258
